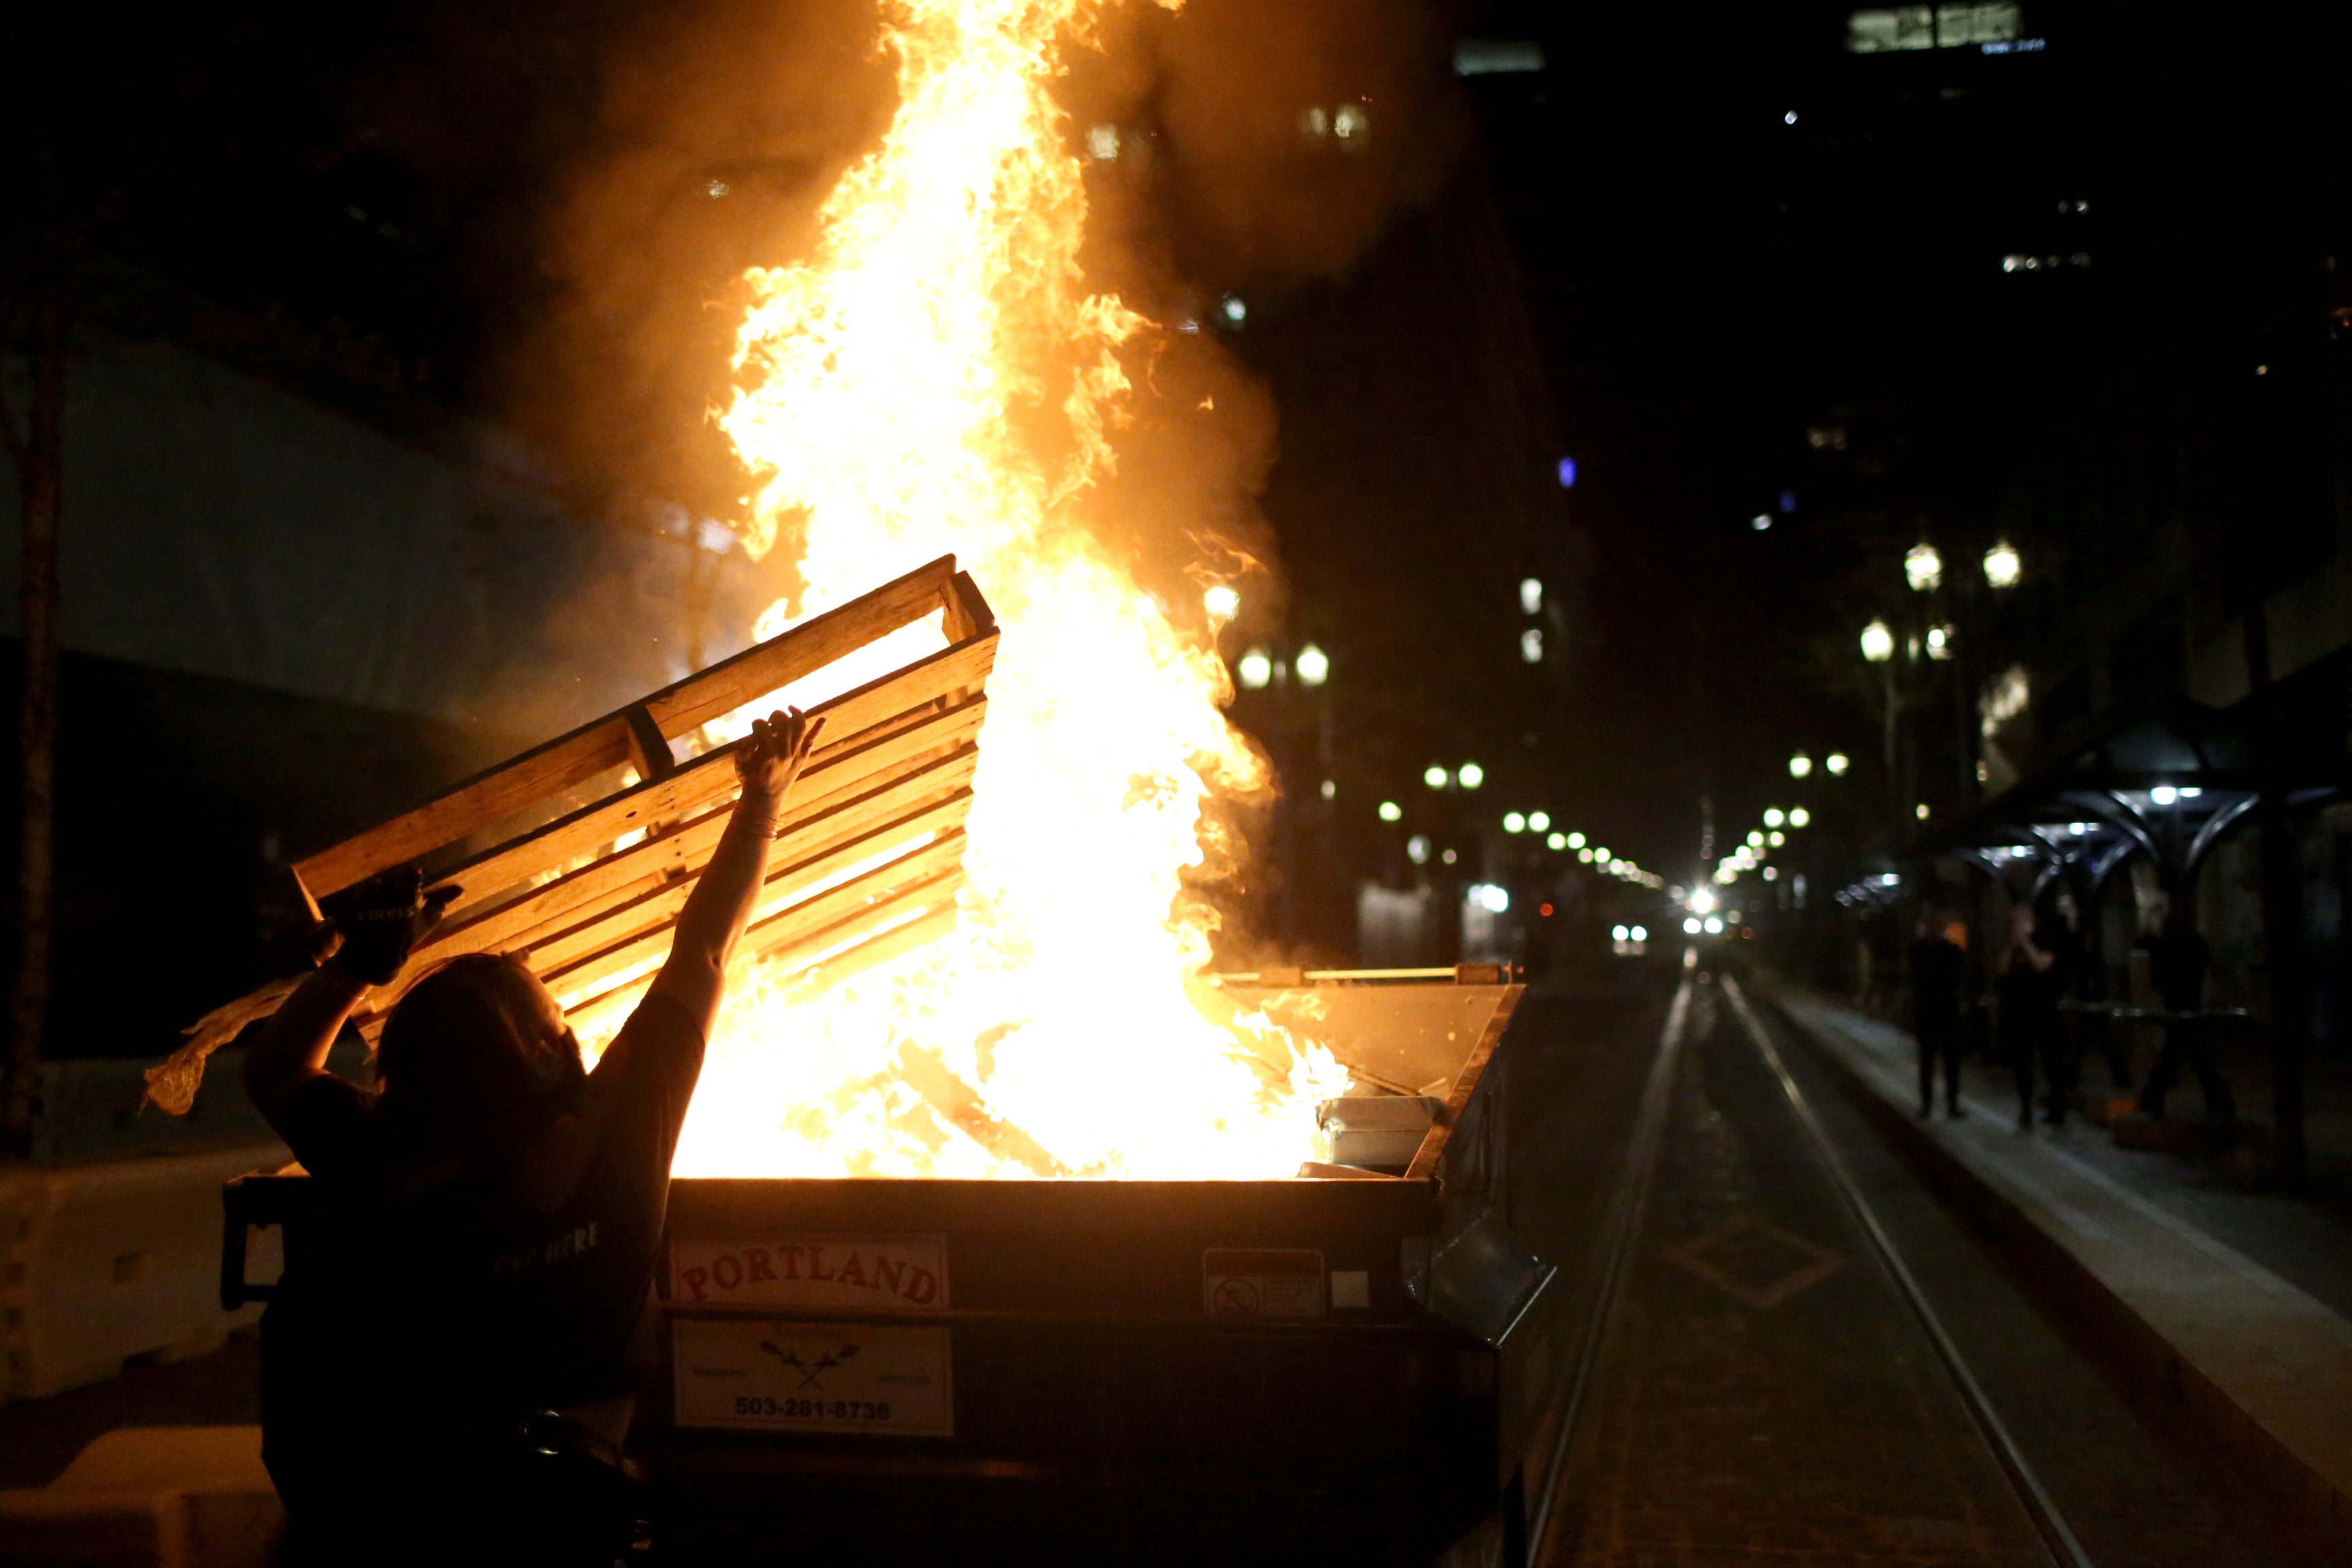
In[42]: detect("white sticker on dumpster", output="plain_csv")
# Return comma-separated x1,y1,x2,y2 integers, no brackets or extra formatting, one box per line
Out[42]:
668,1235,948,1311
672,1317,953,1437
1203,1248,1326,1316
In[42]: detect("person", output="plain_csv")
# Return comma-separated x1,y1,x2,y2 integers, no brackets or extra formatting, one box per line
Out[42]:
1997,902,2070,1129
243,707,823,1565
2138,896,2236,1122
1909,908,1967,1118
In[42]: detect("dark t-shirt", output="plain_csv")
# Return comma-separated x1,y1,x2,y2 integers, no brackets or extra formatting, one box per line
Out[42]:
261,993,704,1512
2144,931,2210,1014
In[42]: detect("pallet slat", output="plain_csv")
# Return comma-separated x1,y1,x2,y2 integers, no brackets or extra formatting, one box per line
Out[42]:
293,555,961,898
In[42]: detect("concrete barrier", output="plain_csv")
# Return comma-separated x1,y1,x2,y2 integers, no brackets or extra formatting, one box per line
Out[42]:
1,1145,284,1403
0,1425,282,1568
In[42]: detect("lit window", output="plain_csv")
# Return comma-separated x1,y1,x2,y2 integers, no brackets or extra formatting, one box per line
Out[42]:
1521,629,1544,664
1453,39,1546,76
1520,578,1544,615
1806,425,1849,451
1846,2,2016,52
1300,106,1330,142
1980,665,2030,736
1333,103,1369,144
1086,125,1121,161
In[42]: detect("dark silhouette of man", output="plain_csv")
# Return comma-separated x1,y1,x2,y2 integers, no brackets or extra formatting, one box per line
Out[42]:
1999,902,2071,1128
1910,909,1967,1117
2138,896,2235,1121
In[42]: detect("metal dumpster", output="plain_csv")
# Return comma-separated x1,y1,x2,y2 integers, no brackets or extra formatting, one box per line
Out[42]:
224,967,1552,1566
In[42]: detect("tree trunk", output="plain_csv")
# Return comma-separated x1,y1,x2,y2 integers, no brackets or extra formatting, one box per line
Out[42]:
3,188,66,1157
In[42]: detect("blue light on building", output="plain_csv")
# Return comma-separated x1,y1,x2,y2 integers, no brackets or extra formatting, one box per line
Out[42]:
1556,456,1578,489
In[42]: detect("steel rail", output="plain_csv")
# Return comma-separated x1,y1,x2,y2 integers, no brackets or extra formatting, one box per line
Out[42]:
1721,975,2097,1568
1522,954,1695,1564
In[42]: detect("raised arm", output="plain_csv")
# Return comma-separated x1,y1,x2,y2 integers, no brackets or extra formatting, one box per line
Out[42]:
646,708,825,1036
242,870,459,1129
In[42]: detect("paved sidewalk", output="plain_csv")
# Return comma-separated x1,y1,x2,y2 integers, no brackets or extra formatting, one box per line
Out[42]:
1769,987,2352,1561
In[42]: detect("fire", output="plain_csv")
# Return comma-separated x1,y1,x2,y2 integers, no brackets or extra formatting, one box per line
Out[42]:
661,0,1347,1177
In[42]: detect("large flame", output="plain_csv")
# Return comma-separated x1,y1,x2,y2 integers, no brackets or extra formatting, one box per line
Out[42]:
665,0,1345,1178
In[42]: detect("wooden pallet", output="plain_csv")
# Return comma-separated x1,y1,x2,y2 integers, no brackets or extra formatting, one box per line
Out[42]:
295,554,994,1040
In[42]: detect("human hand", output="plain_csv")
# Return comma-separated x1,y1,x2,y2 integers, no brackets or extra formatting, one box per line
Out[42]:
329,868,462,986
734,707,826,818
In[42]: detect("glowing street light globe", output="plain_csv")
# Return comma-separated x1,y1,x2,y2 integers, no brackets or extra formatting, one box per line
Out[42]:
1203,584,1239,623
1789,751,1813,779
1546,832,1567,850
1904,542,1944,593
1238,649,1273,689
1377,800,1403,823
1456,762,1486,790
1763,808,1785,828
1567,831,1586,848
1424,765,1449,789
1983,540,2022,589
1789,806,1810,827
1825,753,1850,776
1527,811,1550,832
1294,643,1330,686
1860,619,1896,663
1503,811,1526,834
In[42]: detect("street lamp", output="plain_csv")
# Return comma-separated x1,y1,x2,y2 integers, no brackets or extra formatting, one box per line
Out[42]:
1825,752,1850,775
1294,643,1329,686
1860,620,1895,663
1237,649,1273,688
1503,811,1526,834
1763,808,1784,828
1789,751,1813,779
1423,765,1448,789
1527,810,1551,832
1904,542,1943,593
1203,584,1239,624
1377,800,1402,822
1456,762,1485,790
1982,540,2022,589
1788,806,1810,827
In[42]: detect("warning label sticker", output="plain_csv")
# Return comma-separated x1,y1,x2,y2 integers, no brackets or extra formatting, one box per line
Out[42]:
1203,1248,1326,1316
672,1317,953,1437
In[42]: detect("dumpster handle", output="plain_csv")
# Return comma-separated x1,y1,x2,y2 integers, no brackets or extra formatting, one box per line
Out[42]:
220,1181,278,1311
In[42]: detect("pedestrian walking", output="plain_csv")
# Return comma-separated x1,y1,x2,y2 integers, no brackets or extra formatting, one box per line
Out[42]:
1910,908,1967,1117
2138,897,2236,1122
1998,903,2070,1128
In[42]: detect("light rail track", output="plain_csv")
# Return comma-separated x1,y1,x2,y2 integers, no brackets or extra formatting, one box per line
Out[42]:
1514,955,2095,1568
